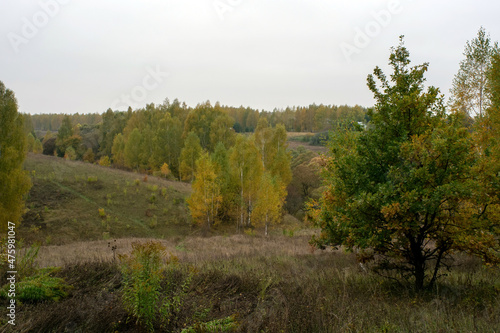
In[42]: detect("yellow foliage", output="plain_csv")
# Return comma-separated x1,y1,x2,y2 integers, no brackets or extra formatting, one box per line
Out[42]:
160,163,171,177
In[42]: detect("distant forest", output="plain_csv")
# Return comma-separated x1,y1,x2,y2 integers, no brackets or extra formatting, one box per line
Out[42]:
26,100,367,133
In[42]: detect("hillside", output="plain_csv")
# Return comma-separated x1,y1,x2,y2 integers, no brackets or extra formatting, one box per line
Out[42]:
20,153,192,245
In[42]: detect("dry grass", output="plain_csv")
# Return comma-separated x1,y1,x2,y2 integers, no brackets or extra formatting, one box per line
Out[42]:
33,234,326,268
287,140,328,153
3,234,500,332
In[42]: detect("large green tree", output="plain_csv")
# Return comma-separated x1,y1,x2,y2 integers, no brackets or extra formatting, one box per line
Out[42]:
0,81,32,231
312,38,499,290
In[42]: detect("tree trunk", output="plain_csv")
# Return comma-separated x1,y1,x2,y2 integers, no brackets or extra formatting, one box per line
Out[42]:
410,235,426,290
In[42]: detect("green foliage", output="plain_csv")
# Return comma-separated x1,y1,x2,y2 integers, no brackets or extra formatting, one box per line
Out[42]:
119,241,192,332
33,137,43,154
119,241,166,331
82,147,95,163
180,131,203,182
111,132,126,166
18,244,40,279
99,155,111,167
313,37,499,290
0,81,32,231
26,133,36,152
151,112,183,178
124,128,143,169
160,268,193,328
229,135,263,230
2,267,70,303
64,146,77,160
183,101,229,150
57,115,73,142
87,176,98,183
1,244,70,303
181,315,239,333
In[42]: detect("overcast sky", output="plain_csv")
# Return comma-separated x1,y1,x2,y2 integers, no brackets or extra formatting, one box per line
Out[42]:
1,0,499,115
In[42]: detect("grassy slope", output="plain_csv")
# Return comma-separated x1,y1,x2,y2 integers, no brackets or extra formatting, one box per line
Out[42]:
20,153,192,245
2,153,499,332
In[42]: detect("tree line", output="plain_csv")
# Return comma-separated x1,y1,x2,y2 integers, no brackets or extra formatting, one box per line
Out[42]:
27,101,366,135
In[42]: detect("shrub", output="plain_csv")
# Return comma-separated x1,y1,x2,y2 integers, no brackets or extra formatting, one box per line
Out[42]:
82,148,95,163
0,245,70,303
1,267,71,303
18,244,40,278
99,156,111,167
119,241,167,332
64,146,77,160
119,241,192,332
87,176,98,183
149,216,158,229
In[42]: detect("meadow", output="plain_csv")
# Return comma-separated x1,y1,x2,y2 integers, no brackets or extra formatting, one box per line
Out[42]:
1,153,499,332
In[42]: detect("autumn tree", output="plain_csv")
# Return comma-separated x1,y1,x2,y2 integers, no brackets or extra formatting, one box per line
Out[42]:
55,115,82,158
312,37,499,290
254,119,292,186
179,131,203,182
211,142,234,223
209,114,235,150
160,163,171,178
229,135,262,231
253,173,284,236
0,81,32,232
124,128,142,169
33,137,43,154
152,112,183,177
471,50,500,246
450,27,499,118
111,133,126,167
26,133,35,152
187,153,222,230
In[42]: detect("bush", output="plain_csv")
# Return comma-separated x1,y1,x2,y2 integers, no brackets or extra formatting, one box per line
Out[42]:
87,176,98,183
1,245,70,303
119,241,193,332
1,267,71,303
82,148,95,163
119,241,168,332
99,156,111,167
64,146,77,161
